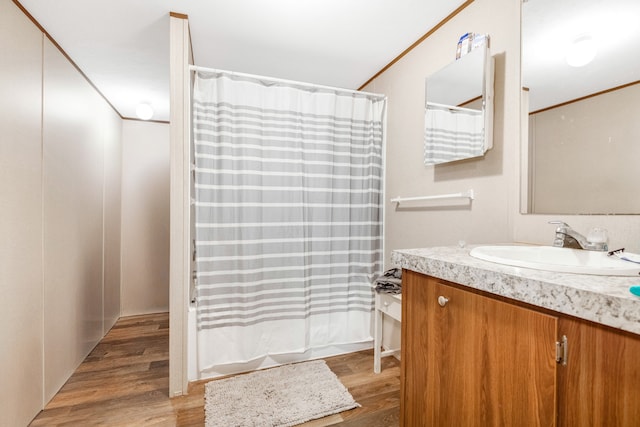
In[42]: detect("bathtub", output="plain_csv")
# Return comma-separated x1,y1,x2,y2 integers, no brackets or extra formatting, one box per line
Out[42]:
187,305,373,381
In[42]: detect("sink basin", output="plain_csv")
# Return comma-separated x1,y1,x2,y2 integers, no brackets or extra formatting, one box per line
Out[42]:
469,245,640,276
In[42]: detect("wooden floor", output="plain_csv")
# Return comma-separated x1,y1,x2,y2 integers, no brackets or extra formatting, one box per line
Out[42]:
30,313,400,427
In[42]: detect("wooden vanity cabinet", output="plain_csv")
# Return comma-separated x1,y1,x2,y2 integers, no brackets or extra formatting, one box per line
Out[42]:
557,317,640,426
401,269,640,427
401,270,558,426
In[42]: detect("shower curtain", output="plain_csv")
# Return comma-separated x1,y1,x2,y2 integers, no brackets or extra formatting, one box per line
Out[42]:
192,70,386,372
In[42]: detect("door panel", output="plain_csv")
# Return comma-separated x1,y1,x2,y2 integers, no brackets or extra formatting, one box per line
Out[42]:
401,271,558,426
558,317,640,427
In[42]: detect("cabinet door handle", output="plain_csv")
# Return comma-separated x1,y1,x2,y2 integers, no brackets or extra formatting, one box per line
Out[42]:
438,296,449,307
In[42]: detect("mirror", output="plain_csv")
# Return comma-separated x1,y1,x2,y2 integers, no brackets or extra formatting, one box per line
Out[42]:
522,0,640,214
424,42,494,165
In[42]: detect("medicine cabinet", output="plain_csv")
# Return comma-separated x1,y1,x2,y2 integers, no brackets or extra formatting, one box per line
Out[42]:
424,43,494,165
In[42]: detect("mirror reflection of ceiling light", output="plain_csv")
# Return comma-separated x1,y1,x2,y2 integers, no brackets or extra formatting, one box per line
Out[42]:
135,103,154,120
566,35,597,67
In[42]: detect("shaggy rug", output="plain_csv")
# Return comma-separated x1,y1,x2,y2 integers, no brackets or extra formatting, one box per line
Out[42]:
204,359,360,427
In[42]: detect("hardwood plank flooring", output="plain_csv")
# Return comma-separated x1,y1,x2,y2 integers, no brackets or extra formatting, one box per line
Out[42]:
30,313,400,426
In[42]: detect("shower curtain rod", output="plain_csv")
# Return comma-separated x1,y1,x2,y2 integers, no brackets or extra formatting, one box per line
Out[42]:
189,65,385,99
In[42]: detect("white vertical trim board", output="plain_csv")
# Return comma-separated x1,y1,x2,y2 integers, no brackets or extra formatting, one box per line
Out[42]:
169,13,191,397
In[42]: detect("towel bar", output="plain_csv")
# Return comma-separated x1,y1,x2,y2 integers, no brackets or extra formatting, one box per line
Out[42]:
390,189,474,205
426,101,480,114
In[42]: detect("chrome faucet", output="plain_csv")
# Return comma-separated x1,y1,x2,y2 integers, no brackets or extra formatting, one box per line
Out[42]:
549,221,608,251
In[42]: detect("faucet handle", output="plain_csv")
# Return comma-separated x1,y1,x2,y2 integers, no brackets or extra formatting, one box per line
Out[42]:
549,220,570,230
549,221,570,248
586,227,608,251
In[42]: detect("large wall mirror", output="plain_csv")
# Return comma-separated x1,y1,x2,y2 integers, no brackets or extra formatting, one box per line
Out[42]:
424,43,494,165
522,0,640,214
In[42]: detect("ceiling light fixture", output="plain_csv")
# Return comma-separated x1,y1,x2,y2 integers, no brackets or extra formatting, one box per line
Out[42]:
136,103,154,120
566,35,597,67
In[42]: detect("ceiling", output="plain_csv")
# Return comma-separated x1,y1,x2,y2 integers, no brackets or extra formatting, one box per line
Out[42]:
18,0,638,122
17,0,467,122
522,0,640,111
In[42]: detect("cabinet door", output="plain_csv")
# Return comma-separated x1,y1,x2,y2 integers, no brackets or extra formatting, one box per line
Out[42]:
558,317,640,427
401,271,558,426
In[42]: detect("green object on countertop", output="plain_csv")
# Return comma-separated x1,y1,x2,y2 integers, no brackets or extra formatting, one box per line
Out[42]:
630,286,640,297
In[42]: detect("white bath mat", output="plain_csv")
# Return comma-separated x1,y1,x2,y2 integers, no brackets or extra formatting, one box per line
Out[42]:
204,359,359,427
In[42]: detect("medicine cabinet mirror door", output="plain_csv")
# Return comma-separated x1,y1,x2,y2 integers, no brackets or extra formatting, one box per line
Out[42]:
423,43,494,166
521,0,640,214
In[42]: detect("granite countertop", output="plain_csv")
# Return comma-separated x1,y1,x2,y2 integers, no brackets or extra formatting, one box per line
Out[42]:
391,245,640,336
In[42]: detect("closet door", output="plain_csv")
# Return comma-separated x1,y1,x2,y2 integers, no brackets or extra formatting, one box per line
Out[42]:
42,38,106,402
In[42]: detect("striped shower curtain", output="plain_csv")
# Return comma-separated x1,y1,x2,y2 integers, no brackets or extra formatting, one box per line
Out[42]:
192,70,386,372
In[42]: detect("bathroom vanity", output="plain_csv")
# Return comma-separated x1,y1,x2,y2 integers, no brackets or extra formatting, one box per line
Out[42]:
393,246,640,427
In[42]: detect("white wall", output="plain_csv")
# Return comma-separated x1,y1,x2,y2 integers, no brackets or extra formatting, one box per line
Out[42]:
42,37,123,402
363,0,521,266
515,215,640,254
121,120,170,316
363,0,640,354
362,0,521,354
0,0,123,423
104,105,124,332
362,0,640,260
0,2,44,425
